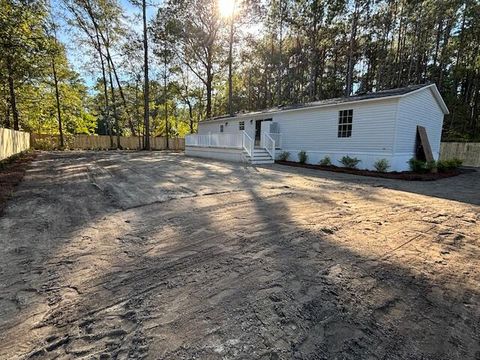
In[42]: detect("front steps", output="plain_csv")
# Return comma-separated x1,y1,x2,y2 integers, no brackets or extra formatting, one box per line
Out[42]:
243,148,275,164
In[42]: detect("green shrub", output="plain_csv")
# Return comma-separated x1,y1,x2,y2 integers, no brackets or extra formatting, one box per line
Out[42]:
319,156,332,166
436,160,448,173
374,158,390,172
451,158,463,168
437,158,463,172
410,159,426,172
408,158,437,173
278,151,290,161
426,160,437,172
298,150,308,164
408,158,424,172
340,155,361,169
33,138,58,151
63,133,75,150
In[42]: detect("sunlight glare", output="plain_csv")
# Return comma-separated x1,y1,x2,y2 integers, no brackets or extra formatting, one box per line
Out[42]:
218,0,237,17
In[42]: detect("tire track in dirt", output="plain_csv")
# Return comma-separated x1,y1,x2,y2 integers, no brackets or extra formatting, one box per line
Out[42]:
0,152,479,359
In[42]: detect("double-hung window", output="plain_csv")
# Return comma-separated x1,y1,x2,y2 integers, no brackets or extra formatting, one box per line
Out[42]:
239,121,245,131
338,110,353,138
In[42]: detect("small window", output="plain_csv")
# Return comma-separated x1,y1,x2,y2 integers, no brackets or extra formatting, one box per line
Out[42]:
220,124,224,133
239,121,245,130
338,109,353,138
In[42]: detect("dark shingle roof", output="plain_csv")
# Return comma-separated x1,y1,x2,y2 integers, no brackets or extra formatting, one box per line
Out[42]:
206,84,433,122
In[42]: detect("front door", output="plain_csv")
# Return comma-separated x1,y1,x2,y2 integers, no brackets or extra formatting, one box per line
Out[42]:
255,120,262,146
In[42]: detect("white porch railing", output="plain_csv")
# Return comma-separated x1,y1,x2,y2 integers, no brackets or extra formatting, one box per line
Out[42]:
186,132,279,158
262,133,276,159
186,133,243,148
269,132,282,149
242,131,254,157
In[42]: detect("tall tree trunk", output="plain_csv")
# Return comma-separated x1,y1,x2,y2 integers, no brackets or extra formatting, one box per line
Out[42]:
5,102,11,129
345,1,360,97
206,62,213,119
433,17,443,69
135,79,142,149
107,56,136,136
4,80,11,128
51,57,64,148
143,0,150,149
188,101,194,133
164,52,169,149
227,8,235,116
90,18,112,145
105,28,120,148
107,61,120,149
277,0,283,105
6,60,19,130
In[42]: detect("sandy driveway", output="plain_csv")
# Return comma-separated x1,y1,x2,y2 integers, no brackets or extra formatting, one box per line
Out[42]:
0,151,479,359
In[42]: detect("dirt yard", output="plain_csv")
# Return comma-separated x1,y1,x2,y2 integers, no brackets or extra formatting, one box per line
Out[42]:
0,151,479,359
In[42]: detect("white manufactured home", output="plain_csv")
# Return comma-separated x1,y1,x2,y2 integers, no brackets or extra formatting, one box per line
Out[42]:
185,84,449,171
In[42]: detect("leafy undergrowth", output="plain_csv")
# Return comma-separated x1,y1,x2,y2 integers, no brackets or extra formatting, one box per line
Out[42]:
276,160,468,181
0,151,37,217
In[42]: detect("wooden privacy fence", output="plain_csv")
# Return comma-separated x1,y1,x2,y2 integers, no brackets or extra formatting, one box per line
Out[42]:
31,134,185,151
0,128,30,161
440,142,480,167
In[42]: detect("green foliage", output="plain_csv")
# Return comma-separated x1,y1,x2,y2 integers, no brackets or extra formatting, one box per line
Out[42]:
437,158,463,172
408,158,425,172
340,156,361,169
374,159,390,172
426,161,437,172
319,156,332,166
33,138,58,151
408,158,438,173
2,0,480,143
408,158,463,173
278,151,290,161
298,150,308,164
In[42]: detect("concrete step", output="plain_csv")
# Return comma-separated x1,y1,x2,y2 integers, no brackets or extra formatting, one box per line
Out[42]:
244,150,271,155
253,149,269,153
243,149,274,164
245,155,273,160
251,160,275,164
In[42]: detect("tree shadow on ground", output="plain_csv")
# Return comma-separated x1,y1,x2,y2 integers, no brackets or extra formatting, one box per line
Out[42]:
1,152,479,359
266,163,480,206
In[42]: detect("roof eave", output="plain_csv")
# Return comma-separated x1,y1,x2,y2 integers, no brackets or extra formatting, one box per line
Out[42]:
429,84,450,115
202,94,406,123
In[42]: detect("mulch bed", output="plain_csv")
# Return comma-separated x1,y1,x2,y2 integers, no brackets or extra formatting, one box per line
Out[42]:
275,160,466,181
0,151,37,217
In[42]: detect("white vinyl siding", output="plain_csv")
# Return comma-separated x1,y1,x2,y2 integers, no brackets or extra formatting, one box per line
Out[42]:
394,88,444,159
274,99,398,153
198,118,255,138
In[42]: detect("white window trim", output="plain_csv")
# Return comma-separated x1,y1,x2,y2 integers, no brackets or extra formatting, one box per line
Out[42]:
338,109,353,138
